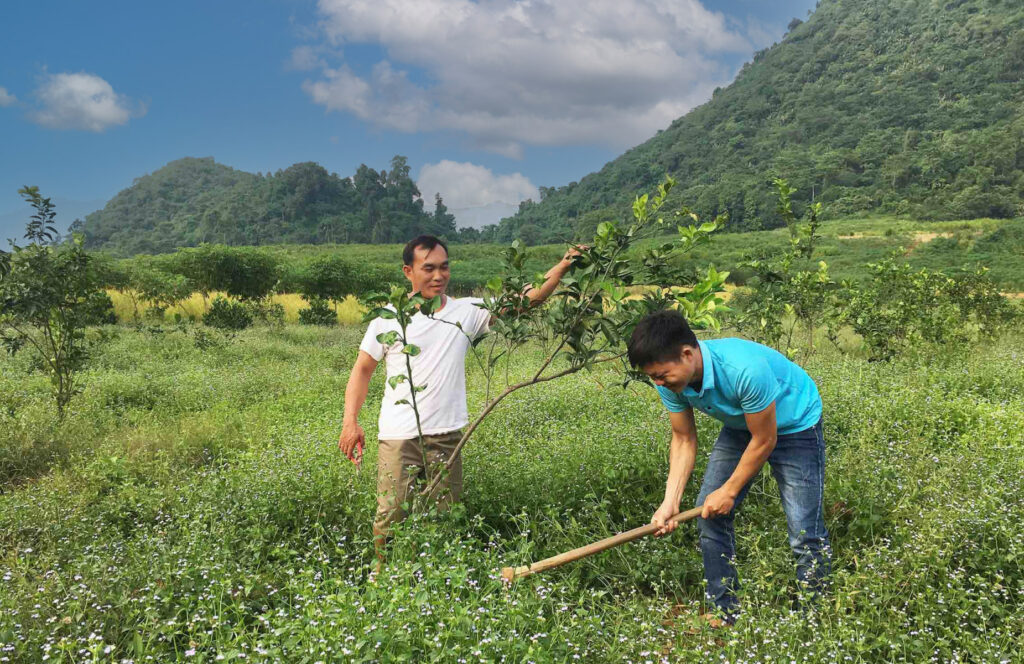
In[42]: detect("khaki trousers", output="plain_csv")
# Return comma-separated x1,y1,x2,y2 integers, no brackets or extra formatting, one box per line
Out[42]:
373,430,463,539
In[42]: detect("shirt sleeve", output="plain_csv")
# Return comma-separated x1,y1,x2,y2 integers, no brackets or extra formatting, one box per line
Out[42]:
656,385,690,413
358,317,387,361
464,298,491,340
735,357,781,414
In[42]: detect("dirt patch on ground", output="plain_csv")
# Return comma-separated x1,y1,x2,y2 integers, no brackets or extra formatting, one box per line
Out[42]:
1001,292,1024,300
836,231,955,242
911,231,954,243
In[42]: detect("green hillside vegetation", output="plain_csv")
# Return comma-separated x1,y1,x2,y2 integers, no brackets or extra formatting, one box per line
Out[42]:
81,156,460,255
488,0,1024,243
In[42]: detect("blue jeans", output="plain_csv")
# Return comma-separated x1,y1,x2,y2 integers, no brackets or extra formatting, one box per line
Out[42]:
696,419,830,620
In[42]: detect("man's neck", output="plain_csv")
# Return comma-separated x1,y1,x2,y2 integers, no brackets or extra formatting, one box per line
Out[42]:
688,344,704,391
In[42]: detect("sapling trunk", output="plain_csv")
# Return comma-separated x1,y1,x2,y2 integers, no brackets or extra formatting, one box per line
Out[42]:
419,353,622,501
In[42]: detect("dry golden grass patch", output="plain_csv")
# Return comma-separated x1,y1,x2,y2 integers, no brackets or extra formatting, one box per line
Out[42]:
107,290,366,325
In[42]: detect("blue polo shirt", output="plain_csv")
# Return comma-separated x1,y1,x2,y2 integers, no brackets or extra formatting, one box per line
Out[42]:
655,338,822,434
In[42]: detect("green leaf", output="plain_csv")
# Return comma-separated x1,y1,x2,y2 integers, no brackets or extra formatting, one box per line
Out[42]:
402,344,421,356
419,294,442,316
598,318,619,344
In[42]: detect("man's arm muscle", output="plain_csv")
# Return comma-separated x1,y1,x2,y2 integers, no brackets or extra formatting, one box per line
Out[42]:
701,402,778,519
652,408,699,536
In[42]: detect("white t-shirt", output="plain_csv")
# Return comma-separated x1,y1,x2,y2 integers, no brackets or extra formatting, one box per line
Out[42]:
359,296,491,440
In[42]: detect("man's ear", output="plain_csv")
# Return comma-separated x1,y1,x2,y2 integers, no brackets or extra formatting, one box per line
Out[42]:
402,264,414,282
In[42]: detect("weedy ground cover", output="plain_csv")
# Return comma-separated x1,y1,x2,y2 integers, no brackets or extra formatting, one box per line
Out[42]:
0,326,1021,662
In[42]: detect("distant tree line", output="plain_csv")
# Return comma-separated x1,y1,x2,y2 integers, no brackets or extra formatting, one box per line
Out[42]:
81,156,463,255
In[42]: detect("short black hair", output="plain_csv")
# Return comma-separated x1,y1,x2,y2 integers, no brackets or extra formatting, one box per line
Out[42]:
402,235,449,266
627,309,698,368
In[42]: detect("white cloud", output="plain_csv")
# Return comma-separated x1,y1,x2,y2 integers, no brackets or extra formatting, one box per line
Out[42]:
304,61,429,131
30,72,143,131
288,45,326,71
418,160,539,228
302,0,754,155
0,87,16,107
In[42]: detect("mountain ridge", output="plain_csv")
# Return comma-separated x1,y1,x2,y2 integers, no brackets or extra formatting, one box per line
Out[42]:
487,0,1024,243
80,156,460,255
79,0,1024,252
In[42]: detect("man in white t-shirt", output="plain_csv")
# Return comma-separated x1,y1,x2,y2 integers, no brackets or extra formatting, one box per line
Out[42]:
338,235,579,563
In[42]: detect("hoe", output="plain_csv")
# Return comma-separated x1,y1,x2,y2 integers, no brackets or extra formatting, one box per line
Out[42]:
501,506,703,581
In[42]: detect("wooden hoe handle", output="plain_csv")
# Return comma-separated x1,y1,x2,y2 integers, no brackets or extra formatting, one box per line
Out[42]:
500,505,703,582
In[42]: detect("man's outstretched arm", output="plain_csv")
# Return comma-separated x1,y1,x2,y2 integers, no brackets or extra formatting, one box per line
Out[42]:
338,350,379,462
523,245,585,307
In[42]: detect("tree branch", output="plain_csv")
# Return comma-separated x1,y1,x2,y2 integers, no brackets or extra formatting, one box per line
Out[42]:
419,352,623,500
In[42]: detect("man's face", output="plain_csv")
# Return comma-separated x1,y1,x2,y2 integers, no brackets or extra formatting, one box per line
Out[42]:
403,244,450,299
641,346,699,392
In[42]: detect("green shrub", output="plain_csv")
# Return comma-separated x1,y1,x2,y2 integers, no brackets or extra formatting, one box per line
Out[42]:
296,255,354,302
832,254,1017,360
249,300,285,326
0,187,107,418
298,297,337,326
202,296,253,330
167,245,279,301
81,291,117,325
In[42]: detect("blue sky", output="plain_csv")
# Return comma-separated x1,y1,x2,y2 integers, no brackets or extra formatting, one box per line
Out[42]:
0,0,818,243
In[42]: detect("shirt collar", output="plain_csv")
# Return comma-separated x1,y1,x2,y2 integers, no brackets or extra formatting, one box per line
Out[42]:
681,339,714,398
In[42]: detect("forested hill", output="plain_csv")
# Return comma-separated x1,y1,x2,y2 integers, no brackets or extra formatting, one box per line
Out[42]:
491,0,1024,244
81,156,459,255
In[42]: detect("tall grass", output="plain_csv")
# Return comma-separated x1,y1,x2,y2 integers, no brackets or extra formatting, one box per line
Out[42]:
0,324,1021,662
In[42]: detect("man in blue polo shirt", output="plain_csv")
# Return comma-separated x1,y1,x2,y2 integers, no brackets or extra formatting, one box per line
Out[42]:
627,309,830,625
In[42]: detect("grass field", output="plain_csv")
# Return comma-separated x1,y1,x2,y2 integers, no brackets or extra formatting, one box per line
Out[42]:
105,216,1024,331
1,322,1021,662
249,216,1024,291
